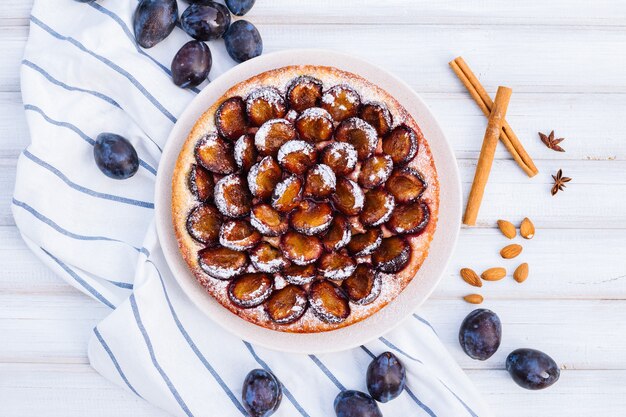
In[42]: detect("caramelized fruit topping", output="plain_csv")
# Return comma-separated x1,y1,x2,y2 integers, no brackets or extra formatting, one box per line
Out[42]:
317,251,357,280
335,117,379,160
360,102,392,136
286,75,323,112
320,142,358,176
347,228,383,257
372,236,410,273
234,133,257,172
358,154,393,189
198,246,248,280
280,231,323,265
228,273,274,308
247,156,282,200
282,264,317,285
308,280,350,323
254,119,297,157
385,167,427,203
290,200,334,236
265,284,308,324
250,203,289,236
250,242,287,273
219,219,261,251
295,107,334,143
321,85,361,122
277,140,316,175
321,215,352,251
387,201,430,235
188,164,214,202
246,87,287,126
186,204,222,245
332,177,365,216
214,174,252,218
215,96,248,140
271,175,303,212
194,134,236,174
304,164,337,199
360,189,395,227
382,124,418,165
341,264,382,305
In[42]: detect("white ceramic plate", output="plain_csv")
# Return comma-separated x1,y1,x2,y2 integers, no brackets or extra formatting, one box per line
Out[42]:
155,49,461,354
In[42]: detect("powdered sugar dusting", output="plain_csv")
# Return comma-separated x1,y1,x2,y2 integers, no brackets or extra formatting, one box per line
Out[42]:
277,140,314,164
298,106,332,120
344,117,379,154
255,119,291,150
371,193,395,226
214,174,245,218
233,134,248,169
310,164,336,189
327,142,358,170
246,87,284,107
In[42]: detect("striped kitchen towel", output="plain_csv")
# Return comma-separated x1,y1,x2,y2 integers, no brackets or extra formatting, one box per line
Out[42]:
13,1,493,416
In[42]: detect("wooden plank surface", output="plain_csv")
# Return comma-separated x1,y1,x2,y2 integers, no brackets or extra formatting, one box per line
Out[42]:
2,1,626,417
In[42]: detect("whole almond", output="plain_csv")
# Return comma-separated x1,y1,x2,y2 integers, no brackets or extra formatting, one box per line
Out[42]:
463,294,484,304
460,268,482,287
500,244,523,259
520,217,535,239
497,220,516,239
514,263,529,283
481,267,506,281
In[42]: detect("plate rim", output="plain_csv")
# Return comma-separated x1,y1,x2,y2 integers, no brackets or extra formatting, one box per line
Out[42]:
155,49,461,354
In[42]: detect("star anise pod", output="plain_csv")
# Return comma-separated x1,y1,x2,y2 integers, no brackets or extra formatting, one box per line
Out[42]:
551,169,571,196
539,130,565,152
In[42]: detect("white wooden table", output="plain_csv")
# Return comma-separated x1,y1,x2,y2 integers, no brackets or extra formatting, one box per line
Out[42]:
2,1,626,416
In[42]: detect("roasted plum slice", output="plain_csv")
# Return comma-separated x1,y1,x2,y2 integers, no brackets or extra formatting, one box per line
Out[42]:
249,242,287,273
234,133,257,171
214,174,252,218
245,87,287,126
317,251,357,280
286,75,323,112
347,228,383,257
228,273,273,308
285,109,299,123
308,280,350,324
303,164,337,200
194,133,236,174
295,107,334,143
264,284,308,324
215,96,248,140
382,124,418,165
250,203,289,236
341,264,382,305
271,175,303,212
358,154,393,189
280,231,323,265
321,84,361,122
321,215,352,251
247,156,282,200
387,201,430,235
198,246,248,280
360,102,392,136
332,177,365,216
290,201,334,236
188,163,214,202
277,140,316,175
282,264,317,285
186,203,222,245
360,189,395,227
219,219,261,251
254,119,297,157
385,167,427,204
335,117,379,160
372,236,411,273
320,142,358,176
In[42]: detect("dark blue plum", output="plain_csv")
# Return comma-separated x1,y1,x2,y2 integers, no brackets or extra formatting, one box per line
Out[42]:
459,308,501,361
334,390,382,417
181,2,231,41
223,20,263,63
133,0,178,49
366,351,406,403
242,369,282,417
506,348,560,390
94,133,139,180
226,0,256,16
171,41,212,88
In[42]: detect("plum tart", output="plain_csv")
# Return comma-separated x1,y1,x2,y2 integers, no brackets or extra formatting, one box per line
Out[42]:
172,65,439,333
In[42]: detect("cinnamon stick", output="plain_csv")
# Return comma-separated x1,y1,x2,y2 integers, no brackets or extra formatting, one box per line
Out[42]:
464,86,512,226
450,57,539,177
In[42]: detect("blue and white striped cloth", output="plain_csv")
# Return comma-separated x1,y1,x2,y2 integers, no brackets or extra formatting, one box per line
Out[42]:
13,2,493,416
